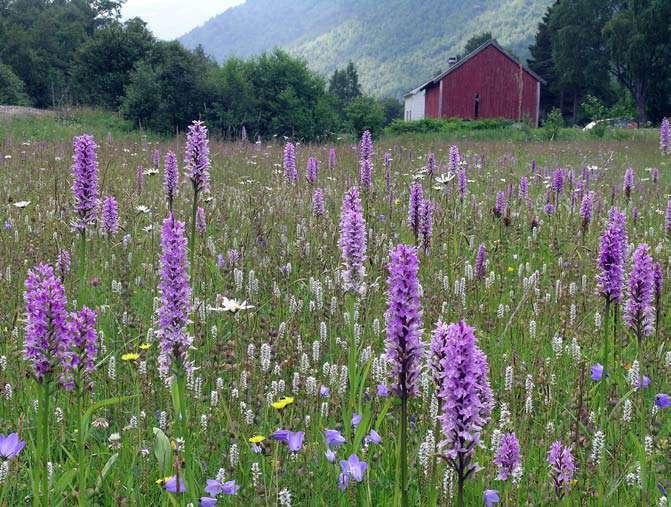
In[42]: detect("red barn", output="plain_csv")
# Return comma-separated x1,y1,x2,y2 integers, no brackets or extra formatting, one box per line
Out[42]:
404,41,544,126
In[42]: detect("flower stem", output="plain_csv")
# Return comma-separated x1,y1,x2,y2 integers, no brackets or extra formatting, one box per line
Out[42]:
77,384,87,506
37,381,50,507
400,393,408,507
189,190,199,273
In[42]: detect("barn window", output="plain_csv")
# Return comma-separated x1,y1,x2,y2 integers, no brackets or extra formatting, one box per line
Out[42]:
474,93,480,119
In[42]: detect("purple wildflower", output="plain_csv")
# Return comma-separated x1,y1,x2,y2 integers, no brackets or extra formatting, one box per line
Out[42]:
493,191,506,218
351,413,362,428
591,363,604,381
286,431,304,452
660,117,670,155
164,151,179,209
408,182,423,241
227,249,240,266
518,176,528,200
655,393,671,409
666,199,671,236
360,130,373,160
157,213,192,376
283,142,297,183
426,152,436,176
71,134,100,231
195,207,206,235
151,148,161,168
652,167,659,183
458,169,467,201
623,167,634,199
580,191,594,233
164,476,186,494
62,306,97,389
448,145,460,173
324,429,346,448
338,187,367,293
339,454,367,488
483,489,500,507
624,243,655,338
359,130,373,190
184,120,210,194
653,261,663,301
0,433,26,459
57,250,71,279
269,429,289,442
359,158,372,190
364,430,382,445
204,478,239,496
306,156,318,185
419,199,434,253
494,432,521,481
384,244,424,398
23,264,69,382
597,208,627,304
435,321,493,477
475,244,487,280
101,195,119,236
547,441,575,498
552,168,564,195
312,188,325,217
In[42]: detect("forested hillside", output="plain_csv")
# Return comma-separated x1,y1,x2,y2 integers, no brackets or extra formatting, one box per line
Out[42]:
180,0,553,97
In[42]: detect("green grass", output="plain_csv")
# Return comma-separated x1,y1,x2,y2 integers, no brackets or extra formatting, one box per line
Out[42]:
0,126,668,505
0,108,162,143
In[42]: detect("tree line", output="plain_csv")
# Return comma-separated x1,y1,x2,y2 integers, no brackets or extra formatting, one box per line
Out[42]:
528,0,670,125
0,0,401,140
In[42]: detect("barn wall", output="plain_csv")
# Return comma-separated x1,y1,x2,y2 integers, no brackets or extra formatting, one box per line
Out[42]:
425,84,440,118
404,90,425,120
439,45,538,124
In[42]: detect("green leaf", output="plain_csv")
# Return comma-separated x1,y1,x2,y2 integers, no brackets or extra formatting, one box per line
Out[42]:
94,452,119,493
153,427,172,474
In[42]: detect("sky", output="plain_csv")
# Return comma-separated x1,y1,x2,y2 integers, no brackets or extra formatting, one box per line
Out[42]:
121,0,245,40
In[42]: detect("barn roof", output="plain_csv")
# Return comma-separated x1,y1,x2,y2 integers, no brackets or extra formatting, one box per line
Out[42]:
404,39,545,96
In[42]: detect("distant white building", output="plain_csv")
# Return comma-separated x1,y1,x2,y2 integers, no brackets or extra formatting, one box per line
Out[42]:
403,86,425,121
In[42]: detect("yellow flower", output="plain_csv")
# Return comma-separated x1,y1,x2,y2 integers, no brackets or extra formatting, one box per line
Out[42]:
248,435,266,443
121,352,140,361
507,266,514,273
271,396,295,410
139,343,152,350
155,476,171,486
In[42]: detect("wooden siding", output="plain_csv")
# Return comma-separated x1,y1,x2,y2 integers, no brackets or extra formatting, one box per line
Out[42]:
424,44,540,125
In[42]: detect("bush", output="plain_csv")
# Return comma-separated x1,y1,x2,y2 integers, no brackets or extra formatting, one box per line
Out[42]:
0,63,30,106
384,117,512,135
542,108,564,140
346,96,385,138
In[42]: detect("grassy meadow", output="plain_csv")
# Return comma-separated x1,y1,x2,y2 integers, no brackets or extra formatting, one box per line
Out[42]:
0,119,669,506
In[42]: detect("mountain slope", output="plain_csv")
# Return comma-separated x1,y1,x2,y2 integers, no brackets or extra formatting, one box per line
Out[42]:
179,0,553,98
